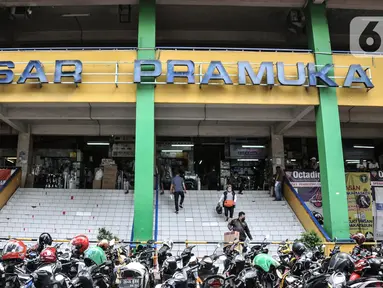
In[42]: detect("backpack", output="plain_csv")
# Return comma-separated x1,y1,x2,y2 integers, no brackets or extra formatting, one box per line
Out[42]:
223,191,235,208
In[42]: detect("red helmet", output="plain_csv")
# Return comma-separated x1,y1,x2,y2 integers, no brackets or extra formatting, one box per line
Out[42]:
97,239,109,251
2,239,27,262
352,233,366,245
39,247,57,263
70,234,89,254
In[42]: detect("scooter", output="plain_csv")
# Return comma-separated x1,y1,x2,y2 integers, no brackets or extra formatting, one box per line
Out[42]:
116,240,156,288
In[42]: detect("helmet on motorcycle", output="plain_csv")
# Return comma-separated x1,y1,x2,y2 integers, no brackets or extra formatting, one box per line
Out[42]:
70,234,89,254
39,247,57,263
84,246,107,266
2,239,27,262
163,239,174,250
216,205,223,215
292,242,306,257
253,253,280,273
97,239,109,251
328,252,355,274
367,258,381,275
351,233,366,245
312,211,324,225
328,272,347,288
39,233,53,246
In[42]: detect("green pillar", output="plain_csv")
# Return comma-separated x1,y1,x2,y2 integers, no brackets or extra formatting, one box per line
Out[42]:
133,0,156,241
306,2,350,239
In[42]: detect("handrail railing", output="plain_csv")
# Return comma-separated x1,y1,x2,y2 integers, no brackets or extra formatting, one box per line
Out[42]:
284,179,332,242
0,46,382,55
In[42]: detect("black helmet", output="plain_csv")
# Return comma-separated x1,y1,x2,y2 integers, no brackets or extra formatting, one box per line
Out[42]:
367,258,381,275
292,242,306,257
328,252,355,274
39,233,53,246
216,205,223,215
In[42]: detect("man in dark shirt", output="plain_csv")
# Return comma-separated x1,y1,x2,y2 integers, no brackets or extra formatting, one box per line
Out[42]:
228,211,253,242
170,170,187,214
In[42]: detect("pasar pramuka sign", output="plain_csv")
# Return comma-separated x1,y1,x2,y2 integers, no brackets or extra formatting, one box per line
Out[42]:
0,59,374,89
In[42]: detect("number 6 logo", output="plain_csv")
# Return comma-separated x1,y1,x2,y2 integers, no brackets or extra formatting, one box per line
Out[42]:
350,17,383,56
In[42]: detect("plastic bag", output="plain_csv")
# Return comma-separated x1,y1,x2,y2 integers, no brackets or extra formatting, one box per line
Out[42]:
95,168,103,180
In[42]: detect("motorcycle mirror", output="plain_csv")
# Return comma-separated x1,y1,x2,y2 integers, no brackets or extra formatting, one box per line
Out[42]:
276,269,283,279
333,237,338,243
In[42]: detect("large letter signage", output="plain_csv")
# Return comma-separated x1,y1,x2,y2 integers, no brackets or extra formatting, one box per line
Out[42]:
0,59,374,90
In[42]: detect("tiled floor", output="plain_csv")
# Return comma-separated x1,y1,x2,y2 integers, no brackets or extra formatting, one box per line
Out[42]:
156,190,304,256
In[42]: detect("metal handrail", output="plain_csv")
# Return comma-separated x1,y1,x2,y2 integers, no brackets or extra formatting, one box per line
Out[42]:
0,237,375,246
0,46,382,56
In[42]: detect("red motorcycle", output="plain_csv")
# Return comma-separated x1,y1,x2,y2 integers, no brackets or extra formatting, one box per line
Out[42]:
349,250,381,281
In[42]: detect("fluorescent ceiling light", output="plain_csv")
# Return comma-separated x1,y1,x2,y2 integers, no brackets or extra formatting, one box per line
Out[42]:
6,157,17,160
353,145,374,149
61,13,90,17
161,150,182,153
346,160,360,163
237,159,259,162
242,145,265,148
290,159,296,162
199,160,203,164
171,144,194,147
87,142,109,146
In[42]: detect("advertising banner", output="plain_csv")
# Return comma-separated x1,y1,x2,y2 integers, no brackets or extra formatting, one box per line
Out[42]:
284,171,322,214
375,187,383,240
0,169,12,189
346,173,374,237
372,170,383,240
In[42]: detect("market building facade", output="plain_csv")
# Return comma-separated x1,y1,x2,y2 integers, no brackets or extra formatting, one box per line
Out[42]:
1,0,383,242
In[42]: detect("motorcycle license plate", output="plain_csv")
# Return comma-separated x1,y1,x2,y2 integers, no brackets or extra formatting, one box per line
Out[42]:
120,279,141,288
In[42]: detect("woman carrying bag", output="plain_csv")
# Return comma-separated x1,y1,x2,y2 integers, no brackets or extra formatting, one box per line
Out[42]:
218,184,237,221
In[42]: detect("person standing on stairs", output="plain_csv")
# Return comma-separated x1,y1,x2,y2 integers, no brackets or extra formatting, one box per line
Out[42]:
218,184,237,221
170,168,187,214
274,166,285,201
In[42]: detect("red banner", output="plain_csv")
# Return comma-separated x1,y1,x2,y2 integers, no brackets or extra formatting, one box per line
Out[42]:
0,169,12,188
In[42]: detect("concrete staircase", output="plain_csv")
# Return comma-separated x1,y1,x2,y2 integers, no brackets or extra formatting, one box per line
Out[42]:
0,188,304,257
0,188,134,241
157,190,304,256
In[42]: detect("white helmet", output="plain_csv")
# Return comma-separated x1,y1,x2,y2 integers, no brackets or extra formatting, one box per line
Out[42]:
163,239,174,250
328,272,346,288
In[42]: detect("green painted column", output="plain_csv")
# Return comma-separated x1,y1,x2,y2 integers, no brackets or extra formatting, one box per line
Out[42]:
306,2,350,239
133,0,156,241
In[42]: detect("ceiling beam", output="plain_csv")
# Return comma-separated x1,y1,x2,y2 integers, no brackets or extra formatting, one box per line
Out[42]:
0,105,27,133
7,106,295,122
274,106,314,134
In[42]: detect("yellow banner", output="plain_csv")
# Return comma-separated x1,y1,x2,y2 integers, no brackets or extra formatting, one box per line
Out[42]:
346,173,373,236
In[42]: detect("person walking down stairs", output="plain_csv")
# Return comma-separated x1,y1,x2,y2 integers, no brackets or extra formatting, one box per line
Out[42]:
218,184,237,221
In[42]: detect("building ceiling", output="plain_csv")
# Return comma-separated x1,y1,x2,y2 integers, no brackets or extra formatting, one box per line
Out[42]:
0,4,381,49
1,103,383,138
